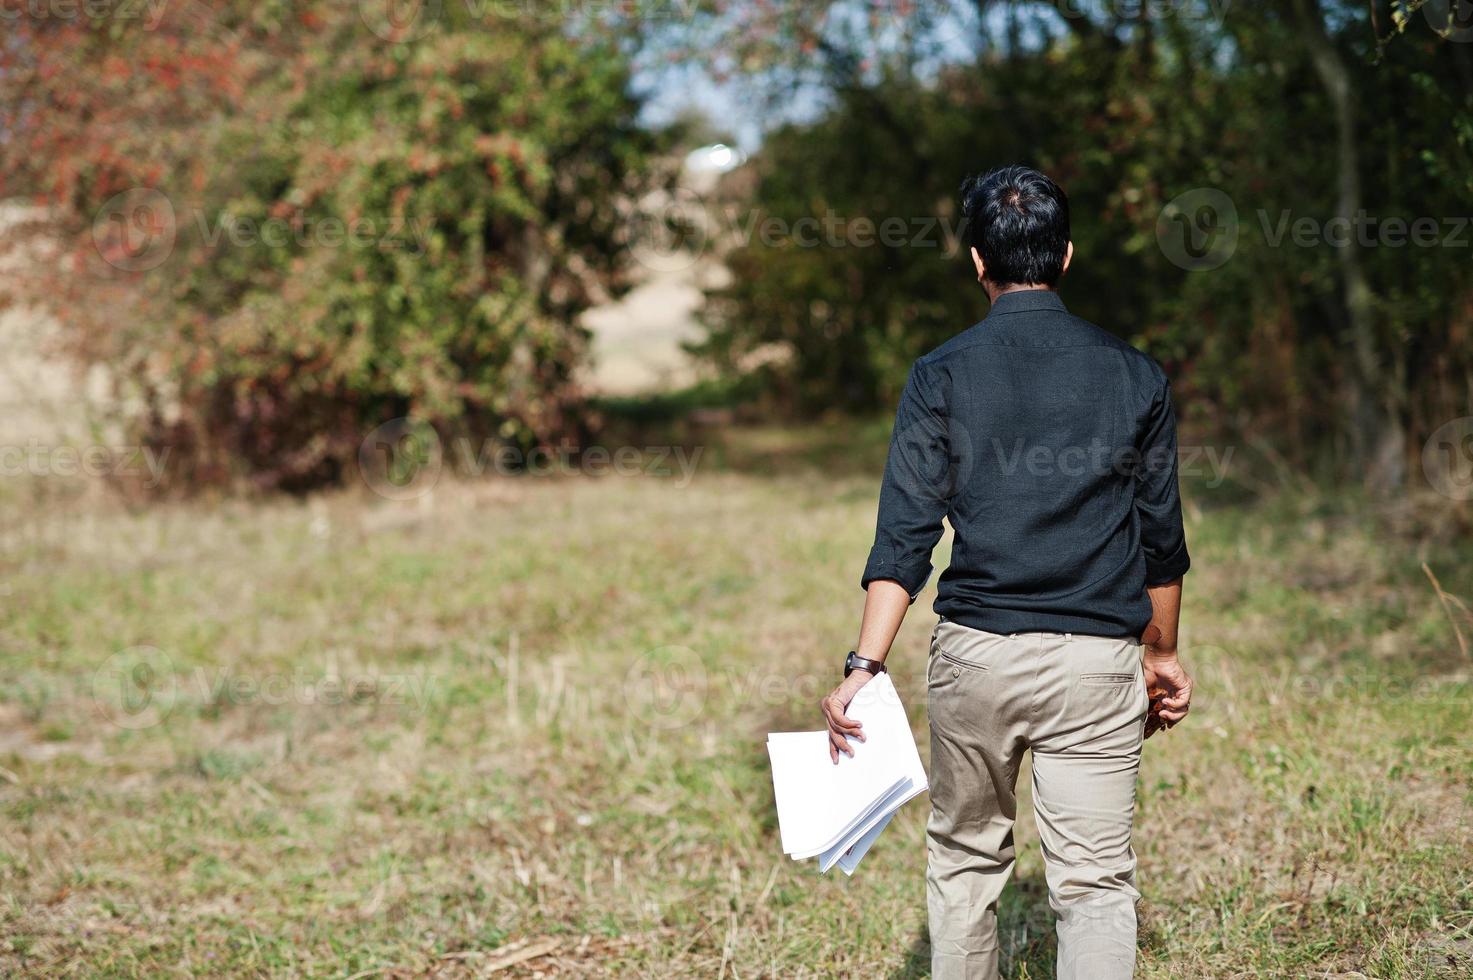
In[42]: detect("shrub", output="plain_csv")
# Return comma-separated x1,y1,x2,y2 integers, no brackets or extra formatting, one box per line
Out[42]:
1,2,659,491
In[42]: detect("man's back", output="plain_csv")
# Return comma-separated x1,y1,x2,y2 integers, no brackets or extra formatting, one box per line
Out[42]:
823,165,1194,980
861,289,1190,639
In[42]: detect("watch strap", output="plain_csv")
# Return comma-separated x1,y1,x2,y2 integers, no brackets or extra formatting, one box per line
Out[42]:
844,651,887,676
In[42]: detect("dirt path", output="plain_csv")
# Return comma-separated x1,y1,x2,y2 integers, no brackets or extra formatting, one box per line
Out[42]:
0,205,103,447
579,256,720,396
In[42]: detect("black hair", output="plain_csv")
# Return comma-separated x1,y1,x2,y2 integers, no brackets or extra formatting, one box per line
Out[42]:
959,166,1070,287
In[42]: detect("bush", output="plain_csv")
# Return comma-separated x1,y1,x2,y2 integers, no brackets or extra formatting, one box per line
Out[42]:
697,12,1473,487
1,2,660,492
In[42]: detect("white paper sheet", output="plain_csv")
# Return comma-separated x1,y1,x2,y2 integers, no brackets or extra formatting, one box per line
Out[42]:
766,672,928,874
834,810,891,875
766,730,905,858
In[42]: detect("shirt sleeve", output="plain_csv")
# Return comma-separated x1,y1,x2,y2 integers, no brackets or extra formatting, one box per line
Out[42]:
860,362,953,601
1136,376,1191,585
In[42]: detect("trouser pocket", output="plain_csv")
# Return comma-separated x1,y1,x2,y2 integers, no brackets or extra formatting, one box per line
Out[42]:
1080,671,1136,686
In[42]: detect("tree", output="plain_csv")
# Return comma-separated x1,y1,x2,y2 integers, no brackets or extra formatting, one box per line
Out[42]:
694,0,1473,490
1,0,661,491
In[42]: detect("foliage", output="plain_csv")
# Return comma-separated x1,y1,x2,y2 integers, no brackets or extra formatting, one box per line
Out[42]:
0,1,660,491
697,1,1473,486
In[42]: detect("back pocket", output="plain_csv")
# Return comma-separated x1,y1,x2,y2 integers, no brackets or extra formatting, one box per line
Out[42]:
936,648,989,673
1080,672,1135,686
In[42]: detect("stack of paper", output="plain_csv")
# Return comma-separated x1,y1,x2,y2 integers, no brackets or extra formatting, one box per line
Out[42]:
766,673,927,875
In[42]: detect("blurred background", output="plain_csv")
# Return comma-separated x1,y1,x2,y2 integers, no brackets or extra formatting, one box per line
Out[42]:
1,1,1470,976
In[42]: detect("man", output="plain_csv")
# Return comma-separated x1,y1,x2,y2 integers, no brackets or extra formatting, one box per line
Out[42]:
821,165,1193,980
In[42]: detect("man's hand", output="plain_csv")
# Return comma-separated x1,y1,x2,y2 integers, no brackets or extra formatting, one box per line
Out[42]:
1142,650,1192,738
1141,579,1188,739
821,669,875,764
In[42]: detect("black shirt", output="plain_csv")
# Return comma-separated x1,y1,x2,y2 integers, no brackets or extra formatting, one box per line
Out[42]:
861,289,1190,638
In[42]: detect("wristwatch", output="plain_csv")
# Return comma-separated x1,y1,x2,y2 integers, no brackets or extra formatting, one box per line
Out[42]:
844,651,887,677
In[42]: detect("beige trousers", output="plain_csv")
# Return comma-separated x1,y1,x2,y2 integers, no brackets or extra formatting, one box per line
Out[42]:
926,619,1148,980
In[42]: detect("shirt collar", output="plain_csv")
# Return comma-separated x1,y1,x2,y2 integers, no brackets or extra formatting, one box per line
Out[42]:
985,289,1067,317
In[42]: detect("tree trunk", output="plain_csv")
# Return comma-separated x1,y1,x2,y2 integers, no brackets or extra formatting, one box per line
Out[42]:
1293,0,1406,493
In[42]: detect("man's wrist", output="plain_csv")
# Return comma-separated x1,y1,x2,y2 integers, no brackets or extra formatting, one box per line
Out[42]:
1143,645,1178,660
844,651,887,676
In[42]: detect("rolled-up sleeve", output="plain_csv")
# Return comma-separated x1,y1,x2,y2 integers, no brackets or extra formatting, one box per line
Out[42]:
861,362,952,601
1135,376,1191,584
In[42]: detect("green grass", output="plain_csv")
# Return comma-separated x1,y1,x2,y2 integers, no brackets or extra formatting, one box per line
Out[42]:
0,427,1470,976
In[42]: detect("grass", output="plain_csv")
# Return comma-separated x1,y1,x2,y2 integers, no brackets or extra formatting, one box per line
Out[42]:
0,423,1470,977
